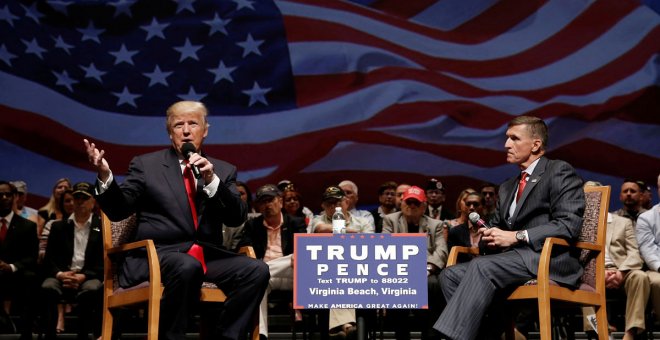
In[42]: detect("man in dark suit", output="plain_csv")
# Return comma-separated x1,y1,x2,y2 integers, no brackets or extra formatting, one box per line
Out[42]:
237,184,307,339
0,181,38,339
434,116,585,340
42,182,104,340
84,100,269,340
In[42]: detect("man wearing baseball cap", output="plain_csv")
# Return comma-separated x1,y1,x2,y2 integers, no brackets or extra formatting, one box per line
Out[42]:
308,185,374,338
425,178,454,221
42,182,103,340
237,184,307,339
10,181,38,222
382,186,447,339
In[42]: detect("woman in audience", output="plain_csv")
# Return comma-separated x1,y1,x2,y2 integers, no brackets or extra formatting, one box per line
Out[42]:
440,188,476,240
281,183,313,225
236,181,260,219
447,192,486,263
37,178,72,236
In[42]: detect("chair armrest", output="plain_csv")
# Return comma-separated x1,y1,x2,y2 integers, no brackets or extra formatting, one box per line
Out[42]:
107,239,156,255
447,246,479,267
238,245,257,259
536,237,602,286
105,239,161,293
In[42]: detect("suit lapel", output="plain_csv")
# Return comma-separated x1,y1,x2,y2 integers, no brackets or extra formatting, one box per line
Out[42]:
397,214,408,233
511,157,547,224
605,215,614,248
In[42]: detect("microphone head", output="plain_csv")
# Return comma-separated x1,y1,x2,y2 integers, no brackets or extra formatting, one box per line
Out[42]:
468,212,480,224
181,142,196,158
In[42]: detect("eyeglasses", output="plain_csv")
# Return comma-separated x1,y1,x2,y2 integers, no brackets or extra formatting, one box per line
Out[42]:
481,192,495,196
284,197,299,202
465,201,481,207
0,192,13,198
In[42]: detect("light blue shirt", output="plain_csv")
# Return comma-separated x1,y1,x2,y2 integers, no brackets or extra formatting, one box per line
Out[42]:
636,203,660,271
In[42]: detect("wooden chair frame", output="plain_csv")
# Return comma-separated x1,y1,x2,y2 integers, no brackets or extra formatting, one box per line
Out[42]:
446,185,610,340
100,212,259,340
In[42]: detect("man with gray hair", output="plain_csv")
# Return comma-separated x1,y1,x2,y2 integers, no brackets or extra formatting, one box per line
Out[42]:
338,180,375,230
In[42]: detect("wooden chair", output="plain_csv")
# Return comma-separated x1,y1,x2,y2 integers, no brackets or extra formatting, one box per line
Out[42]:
446,185,610,340
100,212,259,340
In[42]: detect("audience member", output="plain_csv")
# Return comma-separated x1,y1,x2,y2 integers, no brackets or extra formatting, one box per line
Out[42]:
581,181,648,340
309,186,374,338
237,184,307,339
10,181,38,222
37,178,72,237
41,182,103,340
425,178,454,221
439,188,477,241
444,188,477,228
222,181,260,251
382,186,446,339
39,189,75,334
40,189,75,263
615,179,648,225
635,173,660,325
338,180,375,228
639,181,653,210
447,192,486,263
84,100,269,340
479,182,498,222
369,181,398,233
310,186,374,234
278,180,314,221
281,182,313,224
395,183,411,210
0,181,38,340
434,116,585,340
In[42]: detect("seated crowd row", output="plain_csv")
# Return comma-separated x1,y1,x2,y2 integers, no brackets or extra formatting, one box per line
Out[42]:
0,174,658,340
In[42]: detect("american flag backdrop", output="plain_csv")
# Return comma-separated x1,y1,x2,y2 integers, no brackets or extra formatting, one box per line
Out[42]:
1,0,659,211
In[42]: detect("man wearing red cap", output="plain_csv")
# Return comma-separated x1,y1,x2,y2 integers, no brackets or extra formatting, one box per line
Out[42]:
382,186,447,339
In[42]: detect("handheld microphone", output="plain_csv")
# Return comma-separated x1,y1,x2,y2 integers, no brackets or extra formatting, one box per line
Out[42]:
181,142,201,179
468,212,490,229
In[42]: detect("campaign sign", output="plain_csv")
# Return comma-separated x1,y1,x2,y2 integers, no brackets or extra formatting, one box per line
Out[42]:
294,233,428,309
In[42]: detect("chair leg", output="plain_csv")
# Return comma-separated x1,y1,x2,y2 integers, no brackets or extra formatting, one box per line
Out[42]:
595,305,609,340
538,298,552,340
101,307,114,340
146,300,160,340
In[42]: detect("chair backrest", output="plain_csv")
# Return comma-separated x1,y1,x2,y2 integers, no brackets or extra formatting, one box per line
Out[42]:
577,186,610,290
101,213,138,290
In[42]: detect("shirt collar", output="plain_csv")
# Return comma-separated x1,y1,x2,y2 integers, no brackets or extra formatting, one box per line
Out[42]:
522,157,541,176
68,213,93,229
1,211,14,224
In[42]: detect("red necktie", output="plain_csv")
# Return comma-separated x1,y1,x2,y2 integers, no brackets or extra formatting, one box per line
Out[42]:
0,218,7,243
183,164,207,273
516,172,528,202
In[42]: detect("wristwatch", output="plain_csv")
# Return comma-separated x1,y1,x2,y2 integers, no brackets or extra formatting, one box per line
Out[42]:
515,230,526,244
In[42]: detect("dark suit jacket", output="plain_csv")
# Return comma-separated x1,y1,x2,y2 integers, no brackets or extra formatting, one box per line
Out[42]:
491,156,585,286
447,223,480,264
0,214,38,274
369,208,383,233
96,147,247,287
43,214,104,281
239,214,307,260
